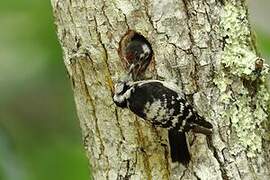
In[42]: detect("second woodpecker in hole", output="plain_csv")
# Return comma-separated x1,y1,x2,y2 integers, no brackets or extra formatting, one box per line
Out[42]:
118,30,153,80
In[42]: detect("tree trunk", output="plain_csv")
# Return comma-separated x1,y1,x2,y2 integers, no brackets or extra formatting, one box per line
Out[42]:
51,0,270,179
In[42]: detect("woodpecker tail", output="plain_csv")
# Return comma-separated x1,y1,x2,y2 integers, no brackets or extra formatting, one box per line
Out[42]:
192,115,213,135
168,129,191,165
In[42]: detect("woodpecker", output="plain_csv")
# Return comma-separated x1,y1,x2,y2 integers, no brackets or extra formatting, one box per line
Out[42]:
113,79,213,165
118,31,153,80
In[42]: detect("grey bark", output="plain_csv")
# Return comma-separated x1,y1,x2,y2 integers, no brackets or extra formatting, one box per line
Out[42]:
51,0,270,179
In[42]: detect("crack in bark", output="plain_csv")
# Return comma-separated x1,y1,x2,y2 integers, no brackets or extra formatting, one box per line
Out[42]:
154,128,171,179
166,38,186,92
114,108,126,142
143,1,164,35
202,0,218,85
207,135,229,180
134,118,152,180
101,1,115,31
77,61,111,178
113,4,130,30
193,170,202,180
93,16,115,96
235,163,244,179
179,167,189,180
117,159,137,180
182,0,200,93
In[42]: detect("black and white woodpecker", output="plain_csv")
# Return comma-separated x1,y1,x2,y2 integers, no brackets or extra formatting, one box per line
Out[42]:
114,31,212,165
113,79,213,165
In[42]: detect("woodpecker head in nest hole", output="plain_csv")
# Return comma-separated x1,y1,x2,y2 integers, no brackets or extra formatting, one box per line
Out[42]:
118,30,153,80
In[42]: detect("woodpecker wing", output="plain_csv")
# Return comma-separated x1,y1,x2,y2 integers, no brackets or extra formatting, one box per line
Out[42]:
127,80,212,133
127,81,184,128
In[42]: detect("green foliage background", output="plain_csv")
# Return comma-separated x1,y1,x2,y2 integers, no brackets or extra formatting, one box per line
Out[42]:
0,0,88,180
0,1,269,180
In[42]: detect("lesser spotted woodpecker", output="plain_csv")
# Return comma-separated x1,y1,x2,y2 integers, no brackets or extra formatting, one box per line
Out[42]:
113,79,213,165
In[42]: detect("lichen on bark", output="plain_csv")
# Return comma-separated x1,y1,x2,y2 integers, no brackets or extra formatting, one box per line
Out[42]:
214,2,269,158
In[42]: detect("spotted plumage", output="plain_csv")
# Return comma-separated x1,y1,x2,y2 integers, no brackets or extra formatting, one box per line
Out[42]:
114,80,212,132
113,79,213,165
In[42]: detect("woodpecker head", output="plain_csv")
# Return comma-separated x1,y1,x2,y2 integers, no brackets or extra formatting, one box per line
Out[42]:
113,80,133,108
118,30,153,80
125,38,151,63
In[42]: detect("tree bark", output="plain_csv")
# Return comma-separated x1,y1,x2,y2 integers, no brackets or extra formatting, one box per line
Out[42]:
51,0,270,179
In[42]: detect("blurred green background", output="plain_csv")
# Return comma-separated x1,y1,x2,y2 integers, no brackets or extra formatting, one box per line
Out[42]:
0,0,269,180
0,0,89,180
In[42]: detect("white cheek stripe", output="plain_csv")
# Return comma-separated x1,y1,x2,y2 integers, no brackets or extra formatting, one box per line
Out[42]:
113,87,134,103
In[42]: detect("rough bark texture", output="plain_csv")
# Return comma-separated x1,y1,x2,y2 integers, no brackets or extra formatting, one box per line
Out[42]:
51,0,270,179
